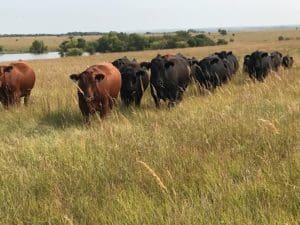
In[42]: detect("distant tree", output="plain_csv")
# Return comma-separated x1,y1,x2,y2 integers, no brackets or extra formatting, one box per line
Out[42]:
0,46,3,52
218,29,227,36
232,33,235,37
278,36,284,41
149,40,167,49
128,33,148,51
230,38,234,42
65,48,83,56
29,40,48,54
175,41,189,48
85,41,97,55
77,38,87,49
187,29,198,33
187,34,215,47
216,39,228,45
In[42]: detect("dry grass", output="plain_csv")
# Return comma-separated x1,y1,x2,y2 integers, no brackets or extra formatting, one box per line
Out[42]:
0,30,299,225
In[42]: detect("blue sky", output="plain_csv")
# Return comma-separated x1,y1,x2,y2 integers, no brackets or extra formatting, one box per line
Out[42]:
1,0,300,33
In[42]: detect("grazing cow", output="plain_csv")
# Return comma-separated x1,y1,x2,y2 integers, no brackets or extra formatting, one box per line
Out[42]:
244,51,272,81
282,55,294,69
0,62,35,107
70,63,121,123
192,55,230,90
141,54,191,108
270,51,283,72
120,61,149,106
215,51,239,76
112,56,131,71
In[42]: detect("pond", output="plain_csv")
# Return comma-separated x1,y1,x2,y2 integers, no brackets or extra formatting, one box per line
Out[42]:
0,52,61,63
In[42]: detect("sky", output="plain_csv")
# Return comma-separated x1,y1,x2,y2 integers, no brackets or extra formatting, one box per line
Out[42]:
1,0,300,34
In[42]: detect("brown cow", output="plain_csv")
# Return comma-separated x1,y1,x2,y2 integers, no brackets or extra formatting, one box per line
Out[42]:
0,62,36,107
70,63,121,123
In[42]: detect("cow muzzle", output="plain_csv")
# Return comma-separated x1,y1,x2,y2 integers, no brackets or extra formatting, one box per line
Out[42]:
85,96,94,102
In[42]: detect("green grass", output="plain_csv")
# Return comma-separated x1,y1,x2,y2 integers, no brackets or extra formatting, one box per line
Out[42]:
0,35,299,224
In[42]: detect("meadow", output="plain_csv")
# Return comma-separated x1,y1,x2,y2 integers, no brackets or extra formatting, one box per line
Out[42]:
0,30,299,224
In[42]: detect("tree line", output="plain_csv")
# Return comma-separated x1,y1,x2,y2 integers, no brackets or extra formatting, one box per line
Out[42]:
57,31,227,56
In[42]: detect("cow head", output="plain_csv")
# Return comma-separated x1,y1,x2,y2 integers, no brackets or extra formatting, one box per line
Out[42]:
121,63,147,92
70,71,105,103
0,66,13,87
215,51,227,59
0,66,13,76
112,56,130,70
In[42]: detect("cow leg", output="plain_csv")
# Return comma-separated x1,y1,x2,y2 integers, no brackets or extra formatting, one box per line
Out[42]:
100,98,109,118
24,90,31,106
134,92,142,107
109,96,115,109
150,85,160,108
10,92,21,106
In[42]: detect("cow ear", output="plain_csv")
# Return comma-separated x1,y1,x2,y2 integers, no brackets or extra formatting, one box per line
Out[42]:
136,70,146,77
95,73,105,82
132,58,137,63
261,53,269,58
227,51,233,55
165,61,174,69
140,62,151,70
210,58,219,64
4,66,13,73
70,74,80,82
245,55,250,58
156,54,162,58
112,60,118,67
188,58,198,66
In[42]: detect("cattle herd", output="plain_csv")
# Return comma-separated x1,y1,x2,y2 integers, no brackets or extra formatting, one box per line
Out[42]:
0,50,294,123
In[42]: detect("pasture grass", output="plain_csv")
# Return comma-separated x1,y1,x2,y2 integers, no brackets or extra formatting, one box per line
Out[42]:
0,36,299,224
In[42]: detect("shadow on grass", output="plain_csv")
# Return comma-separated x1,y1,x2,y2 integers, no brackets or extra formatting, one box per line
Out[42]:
38,109,84,129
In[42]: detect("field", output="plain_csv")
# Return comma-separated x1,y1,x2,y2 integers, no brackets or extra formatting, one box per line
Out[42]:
0,30,299,224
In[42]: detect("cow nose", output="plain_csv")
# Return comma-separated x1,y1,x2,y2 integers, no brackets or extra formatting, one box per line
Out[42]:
85,96,94,102
158,80,164,87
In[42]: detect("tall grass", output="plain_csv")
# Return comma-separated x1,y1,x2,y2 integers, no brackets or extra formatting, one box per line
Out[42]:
0,39,299,224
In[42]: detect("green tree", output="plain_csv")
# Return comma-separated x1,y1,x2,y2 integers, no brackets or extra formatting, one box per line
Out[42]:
216,39,228,45
187,34,215,47
0,46,3,53
29,40,48,54
218,29,227,36
77,38,87,49
65,48,83,56
128,33,148,51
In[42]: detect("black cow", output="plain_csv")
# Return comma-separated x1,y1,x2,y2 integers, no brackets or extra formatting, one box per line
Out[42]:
120,61,149,106
282,55,294,69
141,54,191,108
112,56,131,71
214,51,239,76
244,51,272,81
192,55,230,90
270,51,283,72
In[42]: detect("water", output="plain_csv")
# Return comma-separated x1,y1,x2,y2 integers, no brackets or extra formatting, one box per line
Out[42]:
0,52,61,63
